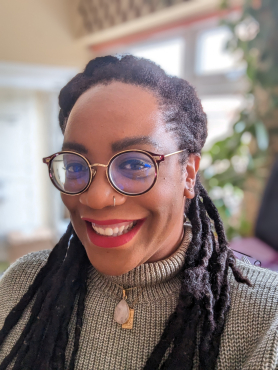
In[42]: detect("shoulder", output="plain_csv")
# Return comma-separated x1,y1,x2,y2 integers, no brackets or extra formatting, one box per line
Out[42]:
219,260,278,369
229,259,278,306
0,249,51,286
0,250,51,321
228,259,278,321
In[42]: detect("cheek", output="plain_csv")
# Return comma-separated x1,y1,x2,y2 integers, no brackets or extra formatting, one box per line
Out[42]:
142,173,184,218
61,194,87,243
61,194,80,219
159,165,184,200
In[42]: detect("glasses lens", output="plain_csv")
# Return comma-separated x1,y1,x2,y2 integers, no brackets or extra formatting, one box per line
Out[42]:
50,153,90,194
109,151,156,195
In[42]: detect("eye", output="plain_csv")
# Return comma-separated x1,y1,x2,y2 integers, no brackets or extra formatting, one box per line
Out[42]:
119,159,152,171
65,163,88,173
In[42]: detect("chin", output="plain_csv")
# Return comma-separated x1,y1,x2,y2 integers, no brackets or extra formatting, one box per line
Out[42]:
82,243,140,276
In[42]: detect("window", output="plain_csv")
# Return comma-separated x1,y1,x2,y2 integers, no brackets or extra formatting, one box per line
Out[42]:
196,26,239,75
202,95,244,149
122,18,246,151
127,38,185,77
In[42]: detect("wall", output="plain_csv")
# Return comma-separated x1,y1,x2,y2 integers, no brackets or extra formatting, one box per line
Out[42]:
0,0,92,68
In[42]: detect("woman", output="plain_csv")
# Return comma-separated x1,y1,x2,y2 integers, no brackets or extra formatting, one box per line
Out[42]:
0,55,278,370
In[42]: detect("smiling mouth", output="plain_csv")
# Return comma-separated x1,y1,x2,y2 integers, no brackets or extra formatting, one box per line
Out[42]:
91,221,137,237
83,218,145,248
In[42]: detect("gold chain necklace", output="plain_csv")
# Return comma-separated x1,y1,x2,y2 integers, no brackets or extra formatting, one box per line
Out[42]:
112,283,143,329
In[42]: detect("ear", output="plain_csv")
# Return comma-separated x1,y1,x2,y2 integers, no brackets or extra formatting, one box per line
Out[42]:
183,154,201,199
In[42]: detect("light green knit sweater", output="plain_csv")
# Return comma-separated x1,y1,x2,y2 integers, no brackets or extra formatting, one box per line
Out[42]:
1,226,278,369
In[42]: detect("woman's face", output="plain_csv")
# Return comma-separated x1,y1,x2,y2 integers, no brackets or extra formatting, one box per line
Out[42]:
62,82,200,275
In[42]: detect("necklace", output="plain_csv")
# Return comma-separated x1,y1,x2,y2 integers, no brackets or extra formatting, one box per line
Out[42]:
112,225,187,329
113,284,143,329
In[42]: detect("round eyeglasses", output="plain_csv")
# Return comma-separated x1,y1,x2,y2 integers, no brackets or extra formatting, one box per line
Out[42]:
42,149,186,197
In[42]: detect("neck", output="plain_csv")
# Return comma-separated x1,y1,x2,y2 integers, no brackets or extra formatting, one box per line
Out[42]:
146,224,185,263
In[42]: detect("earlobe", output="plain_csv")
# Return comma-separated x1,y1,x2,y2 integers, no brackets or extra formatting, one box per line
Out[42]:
183,154,201,199
184,186,195,199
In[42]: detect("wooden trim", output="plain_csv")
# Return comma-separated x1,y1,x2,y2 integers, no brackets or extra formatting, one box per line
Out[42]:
91,6,241,54
76,0,242,52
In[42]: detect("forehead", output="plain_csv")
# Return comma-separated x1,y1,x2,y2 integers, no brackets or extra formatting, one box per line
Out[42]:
64,82,176,156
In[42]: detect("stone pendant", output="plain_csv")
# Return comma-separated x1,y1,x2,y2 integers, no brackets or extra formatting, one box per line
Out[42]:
114,299,130,325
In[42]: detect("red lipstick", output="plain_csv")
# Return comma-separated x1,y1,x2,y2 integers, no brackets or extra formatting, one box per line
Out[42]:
82,218,134,225
84,219,145,248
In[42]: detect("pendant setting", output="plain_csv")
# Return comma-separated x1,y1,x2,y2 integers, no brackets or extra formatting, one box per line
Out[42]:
122,308,134,329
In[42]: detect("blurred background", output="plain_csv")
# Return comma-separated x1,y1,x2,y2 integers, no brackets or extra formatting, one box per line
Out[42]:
0,0,277,272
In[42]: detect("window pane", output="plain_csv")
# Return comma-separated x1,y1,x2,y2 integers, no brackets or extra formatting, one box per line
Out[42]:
202,95,244,149
128,38,184,77
196,26,241,75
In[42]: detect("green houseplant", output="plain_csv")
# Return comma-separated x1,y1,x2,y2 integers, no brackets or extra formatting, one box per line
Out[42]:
201,0,278,240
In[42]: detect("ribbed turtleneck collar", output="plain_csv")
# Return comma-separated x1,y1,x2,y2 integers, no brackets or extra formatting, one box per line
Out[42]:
87,225,192,303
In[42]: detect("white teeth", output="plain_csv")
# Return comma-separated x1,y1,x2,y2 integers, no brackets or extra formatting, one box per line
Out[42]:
105,228,113,236
91,222,135,237
98,228,105,235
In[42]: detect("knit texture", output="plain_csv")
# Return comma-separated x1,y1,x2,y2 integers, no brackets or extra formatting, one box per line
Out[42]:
0,225,278,369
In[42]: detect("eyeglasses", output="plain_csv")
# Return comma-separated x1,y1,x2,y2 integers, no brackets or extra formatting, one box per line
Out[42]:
43,149,186,197
232,249,262,267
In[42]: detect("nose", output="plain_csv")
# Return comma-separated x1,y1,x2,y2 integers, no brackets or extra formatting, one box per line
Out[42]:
78,167,126,209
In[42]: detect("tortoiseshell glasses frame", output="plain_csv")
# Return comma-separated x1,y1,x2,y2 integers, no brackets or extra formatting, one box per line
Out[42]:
42,148,187,197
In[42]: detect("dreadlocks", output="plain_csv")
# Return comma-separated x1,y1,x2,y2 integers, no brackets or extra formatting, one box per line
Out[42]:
0,55,251,370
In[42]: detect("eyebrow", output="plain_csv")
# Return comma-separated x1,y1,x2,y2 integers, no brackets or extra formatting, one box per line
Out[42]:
62,142,88,154
111,136,160,152
62,136,160,155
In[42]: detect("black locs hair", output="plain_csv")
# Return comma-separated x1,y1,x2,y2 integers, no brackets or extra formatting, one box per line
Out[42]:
0,55,251,370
